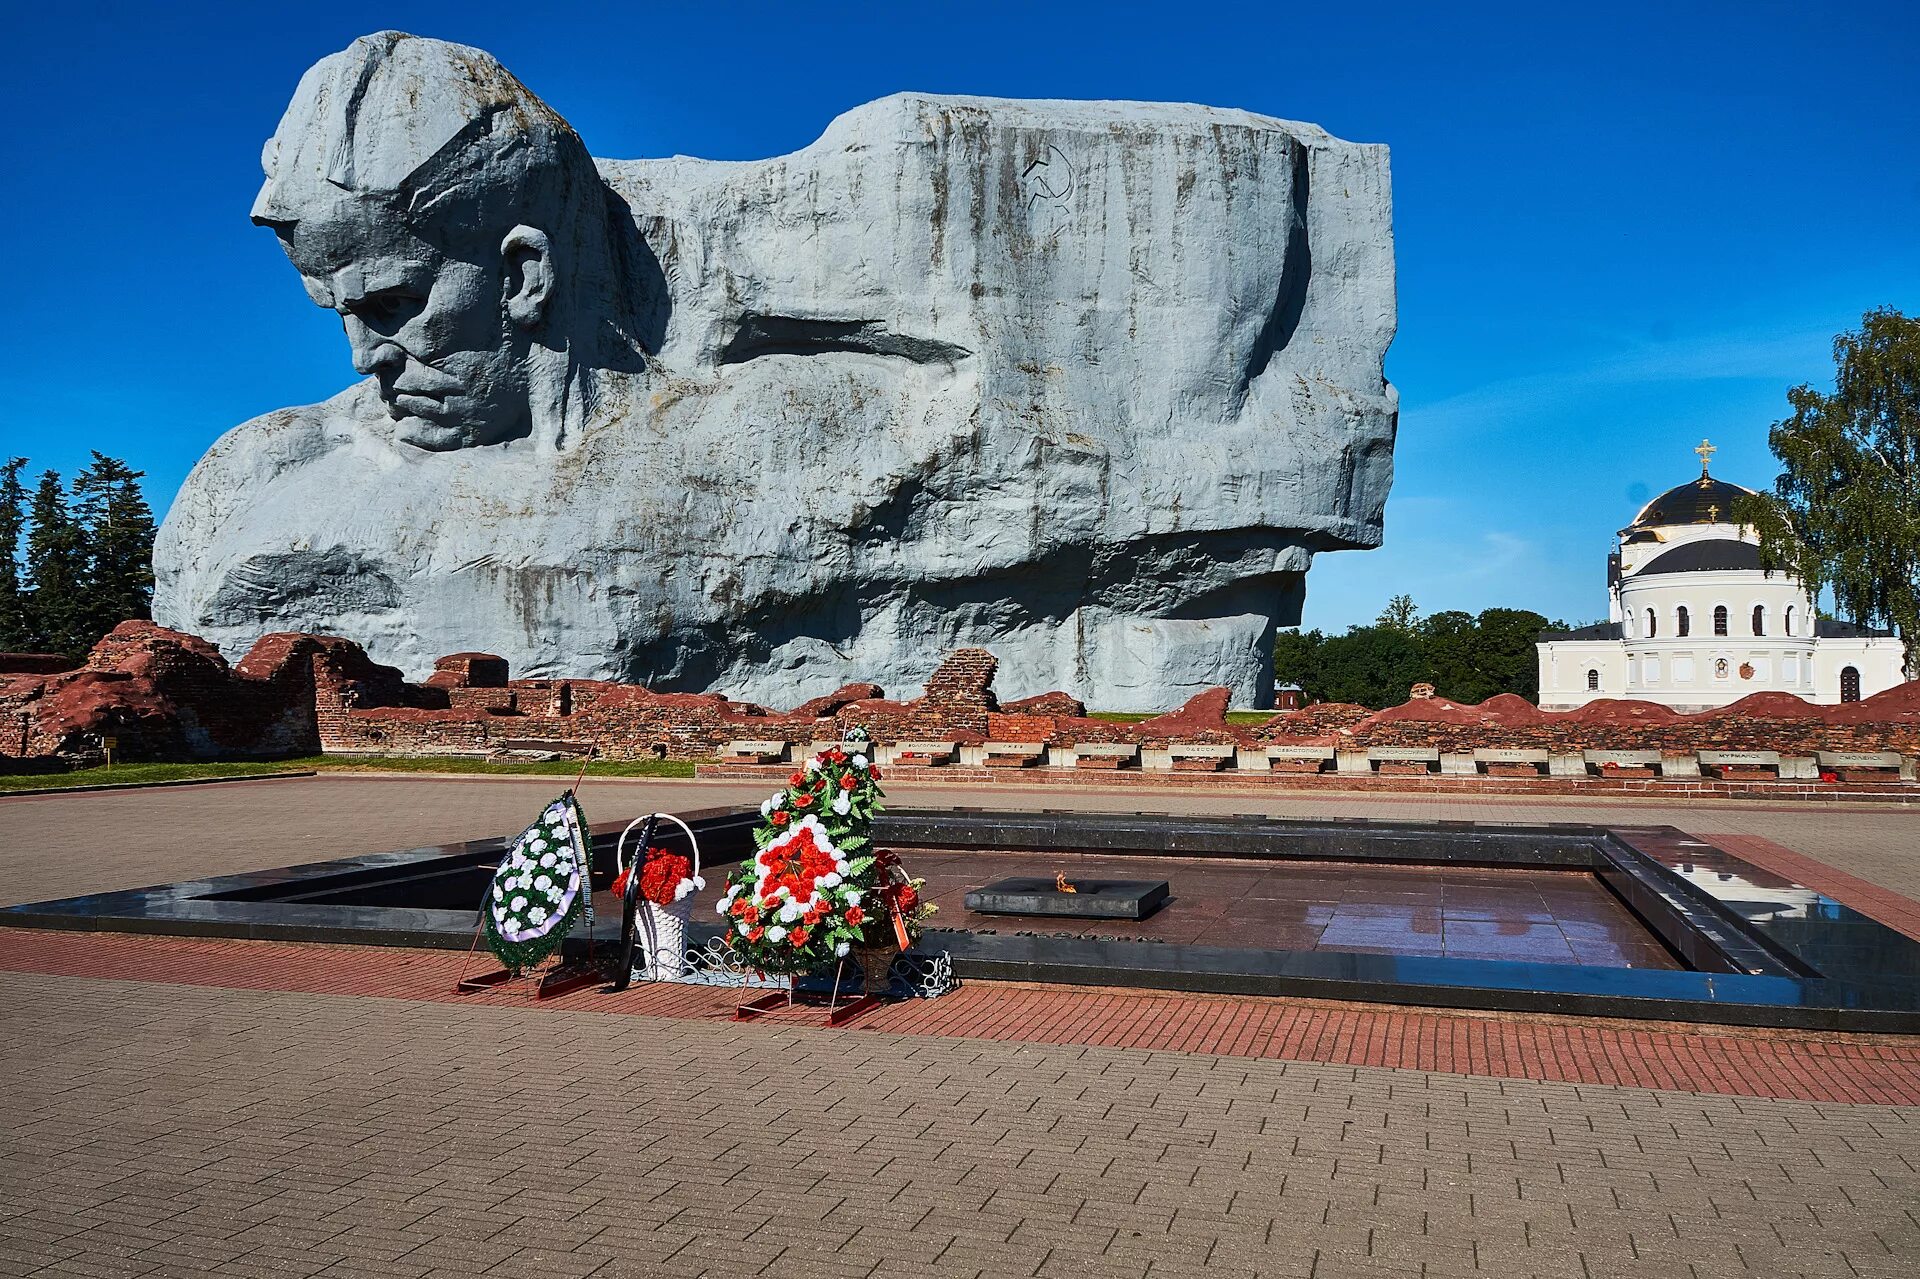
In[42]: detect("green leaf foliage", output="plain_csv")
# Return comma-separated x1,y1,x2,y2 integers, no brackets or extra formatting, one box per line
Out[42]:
1732,307,1920,668
1276,601,1557,708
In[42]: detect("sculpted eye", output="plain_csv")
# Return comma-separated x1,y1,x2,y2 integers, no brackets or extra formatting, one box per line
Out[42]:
353,289,424,329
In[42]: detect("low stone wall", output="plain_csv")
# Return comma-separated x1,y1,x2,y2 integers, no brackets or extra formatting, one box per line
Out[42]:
5,625,1918,795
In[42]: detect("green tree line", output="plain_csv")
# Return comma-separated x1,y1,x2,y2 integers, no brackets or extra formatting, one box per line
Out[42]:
1734,306,1919,668
1274,595,1572,709
0,454,157,656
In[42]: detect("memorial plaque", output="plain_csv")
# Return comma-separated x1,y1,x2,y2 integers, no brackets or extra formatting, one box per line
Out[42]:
965,877,1171,920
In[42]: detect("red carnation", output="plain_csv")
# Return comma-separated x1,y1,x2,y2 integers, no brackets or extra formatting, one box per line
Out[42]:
845,906,865,927
789,928,811,947
771,810,790,827
789,771,804,786
794,791,814,808
869,767,883,781
896,886,918,912
747,926,765,942
730,899,750,917
838,775,857,791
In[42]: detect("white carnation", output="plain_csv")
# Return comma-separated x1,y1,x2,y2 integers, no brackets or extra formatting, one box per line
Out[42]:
539,852,557,869
737,919,752,935
492,885,503,901
528,906,548,925
835,942,850,957
510,895,528,912
854,754,868,768
835,860,850,875
691,876,706,891
768,925,788,942
832,792,851,816
674,880,696,902
845,890,863,907
819,871,842,889
534,875,554,892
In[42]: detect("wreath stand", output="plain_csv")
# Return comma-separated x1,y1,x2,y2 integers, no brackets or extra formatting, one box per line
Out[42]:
454,934,603,999
733,958,884,1027
454,762,602,999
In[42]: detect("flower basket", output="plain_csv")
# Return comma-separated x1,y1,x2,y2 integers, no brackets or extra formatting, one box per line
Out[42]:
852,942,900,996
616,812,704,981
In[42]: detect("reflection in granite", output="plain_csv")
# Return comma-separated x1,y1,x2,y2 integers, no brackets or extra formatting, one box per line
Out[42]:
864,851,1679,970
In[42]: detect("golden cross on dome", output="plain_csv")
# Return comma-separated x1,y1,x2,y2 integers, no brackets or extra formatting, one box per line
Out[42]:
1694,438,1717,477
1706,503,1720,522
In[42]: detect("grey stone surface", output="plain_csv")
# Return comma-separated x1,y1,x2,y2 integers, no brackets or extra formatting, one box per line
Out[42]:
154,31,1397,708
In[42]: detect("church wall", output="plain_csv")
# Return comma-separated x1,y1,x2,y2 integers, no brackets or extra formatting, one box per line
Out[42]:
1536,640,1624,710
1812,639,1910,704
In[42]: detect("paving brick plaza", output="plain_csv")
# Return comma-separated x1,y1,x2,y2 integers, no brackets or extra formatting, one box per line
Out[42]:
2,775,1916,1278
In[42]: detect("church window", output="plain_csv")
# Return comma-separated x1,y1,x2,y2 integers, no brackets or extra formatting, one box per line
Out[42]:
1785,605,1795,636
1713,605,1728,636
1645,608,1657,638
1841,666,1862,703
1586,669,1599,691
1676,606,1690,637
1752,605,1765,636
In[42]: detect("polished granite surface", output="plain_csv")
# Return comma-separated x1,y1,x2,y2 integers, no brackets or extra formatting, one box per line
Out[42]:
898,851,1679,969
5,807,1915,1030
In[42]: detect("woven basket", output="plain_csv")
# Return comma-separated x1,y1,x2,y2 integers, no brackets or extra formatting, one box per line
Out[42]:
616,813,702,981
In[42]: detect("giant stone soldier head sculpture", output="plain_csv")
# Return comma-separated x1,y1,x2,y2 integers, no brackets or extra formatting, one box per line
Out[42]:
154,31,1398,709
249,33,650,450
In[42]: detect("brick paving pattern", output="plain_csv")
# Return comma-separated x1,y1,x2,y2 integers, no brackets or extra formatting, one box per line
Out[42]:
3,776,1919,1276
2,929,1917,1104
3,970,1918,1279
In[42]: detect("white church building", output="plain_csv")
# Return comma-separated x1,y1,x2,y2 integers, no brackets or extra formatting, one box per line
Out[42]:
1537,441,1907,711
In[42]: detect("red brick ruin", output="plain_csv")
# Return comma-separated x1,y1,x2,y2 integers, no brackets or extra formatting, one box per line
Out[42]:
4,622,1917,795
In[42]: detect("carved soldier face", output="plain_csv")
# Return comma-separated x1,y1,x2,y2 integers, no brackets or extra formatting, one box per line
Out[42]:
278,206,555,451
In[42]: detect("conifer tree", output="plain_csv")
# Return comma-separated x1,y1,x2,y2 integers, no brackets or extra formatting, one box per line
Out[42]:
23,470,88,655
0,458,27,650
72,452,156,640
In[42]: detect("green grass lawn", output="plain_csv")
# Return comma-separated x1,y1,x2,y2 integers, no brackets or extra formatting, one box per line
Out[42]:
0,754,701,793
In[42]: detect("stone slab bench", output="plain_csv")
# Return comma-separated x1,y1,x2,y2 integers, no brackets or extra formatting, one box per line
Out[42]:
1472,748,1550,777
1699,750,1782,780
807,741,873,760
1366,747,1440,776
1168,743,1236,772
1816,750,1908,783
982,741,1046,768
1255,745,1335,773
1072,742,1140,769
1584,749,1661,778
723,739,788,765
890,741,956,766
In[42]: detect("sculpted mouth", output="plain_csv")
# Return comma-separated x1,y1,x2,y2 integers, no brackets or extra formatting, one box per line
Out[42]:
387,391,449,416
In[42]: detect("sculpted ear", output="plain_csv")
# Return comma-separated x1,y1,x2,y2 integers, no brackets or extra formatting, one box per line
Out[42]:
501,226,554,328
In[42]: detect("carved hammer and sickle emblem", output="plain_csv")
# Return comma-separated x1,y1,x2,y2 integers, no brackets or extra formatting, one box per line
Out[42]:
1021,144,1075,213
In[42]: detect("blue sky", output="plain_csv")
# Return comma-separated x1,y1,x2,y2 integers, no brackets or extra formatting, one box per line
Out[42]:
2,1,1915,631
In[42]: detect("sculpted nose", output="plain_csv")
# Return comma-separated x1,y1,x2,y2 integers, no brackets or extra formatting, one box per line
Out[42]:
342,315,405,377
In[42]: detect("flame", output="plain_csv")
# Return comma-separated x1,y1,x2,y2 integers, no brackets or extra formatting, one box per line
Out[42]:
1055,871,1078,893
